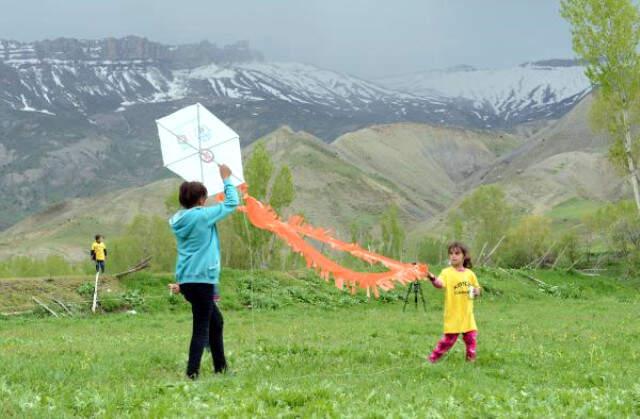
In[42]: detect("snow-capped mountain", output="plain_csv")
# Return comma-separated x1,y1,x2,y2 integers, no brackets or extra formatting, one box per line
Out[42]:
0,36,462,133
1,37,591,132
377,60,592,128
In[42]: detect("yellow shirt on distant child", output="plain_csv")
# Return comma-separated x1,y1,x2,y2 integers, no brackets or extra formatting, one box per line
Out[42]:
439,267,480,333
92,242,106,261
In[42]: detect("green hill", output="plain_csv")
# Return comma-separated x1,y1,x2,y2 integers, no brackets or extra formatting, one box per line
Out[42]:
0,179,179,261
477,94,627,212
410,94,628,241
334,123,520,212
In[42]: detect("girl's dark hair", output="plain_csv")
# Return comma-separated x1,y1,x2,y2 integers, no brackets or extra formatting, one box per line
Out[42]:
179,181,208,209
95,234,101,241
448,241,473,268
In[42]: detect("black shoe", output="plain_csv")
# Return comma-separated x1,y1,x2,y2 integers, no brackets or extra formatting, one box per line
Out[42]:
186,371,199,380
215,366,233,376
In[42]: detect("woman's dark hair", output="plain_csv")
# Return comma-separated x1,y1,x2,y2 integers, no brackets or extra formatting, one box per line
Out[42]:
448,241,473,268
179,181,208,209
95,234,101,241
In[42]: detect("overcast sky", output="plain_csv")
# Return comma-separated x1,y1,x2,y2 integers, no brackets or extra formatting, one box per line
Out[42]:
0,0,574,79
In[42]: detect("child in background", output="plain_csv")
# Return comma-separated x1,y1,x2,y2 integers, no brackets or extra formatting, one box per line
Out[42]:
427,241,481,363
91,235,107,273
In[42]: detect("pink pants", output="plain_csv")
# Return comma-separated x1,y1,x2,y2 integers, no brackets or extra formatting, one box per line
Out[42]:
428,330,477,362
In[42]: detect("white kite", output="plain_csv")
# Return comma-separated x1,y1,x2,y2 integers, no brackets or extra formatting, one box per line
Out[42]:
156,103,245,195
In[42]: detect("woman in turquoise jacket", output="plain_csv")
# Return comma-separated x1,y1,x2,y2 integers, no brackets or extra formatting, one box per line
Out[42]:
169,164,239,379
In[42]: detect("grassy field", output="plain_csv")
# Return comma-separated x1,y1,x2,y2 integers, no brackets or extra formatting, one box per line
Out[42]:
1,269,639,417
547,198,604,230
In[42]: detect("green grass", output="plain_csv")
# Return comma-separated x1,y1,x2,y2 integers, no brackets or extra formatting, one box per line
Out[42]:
1,269,639,417
546,198,603,225
477,132,522,157
545,198,609,251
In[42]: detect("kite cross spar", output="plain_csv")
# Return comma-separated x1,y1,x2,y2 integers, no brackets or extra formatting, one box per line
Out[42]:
156,103,429,296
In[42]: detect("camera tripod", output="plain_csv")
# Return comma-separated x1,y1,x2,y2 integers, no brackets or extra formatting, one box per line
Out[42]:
403,280,426,312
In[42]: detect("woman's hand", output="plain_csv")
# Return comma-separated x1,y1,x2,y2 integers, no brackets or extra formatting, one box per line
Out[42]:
168,283,180,294
219,164,232,180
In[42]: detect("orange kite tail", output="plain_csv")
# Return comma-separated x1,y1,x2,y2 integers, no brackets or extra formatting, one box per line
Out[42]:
234,193,428,297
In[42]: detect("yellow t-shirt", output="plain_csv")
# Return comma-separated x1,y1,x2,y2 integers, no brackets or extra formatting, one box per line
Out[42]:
439,267,480,333
91,241,106,261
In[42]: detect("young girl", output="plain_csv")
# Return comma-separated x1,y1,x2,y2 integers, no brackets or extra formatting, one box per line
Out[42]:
169,164,238,379
427,241,481,363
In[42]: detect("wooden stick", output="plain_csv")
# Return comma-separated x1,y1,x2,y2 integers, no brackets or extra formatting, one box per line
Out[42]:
1,309,34,316
92,272,100,313
575,270,600,277
523,240,557,269
514,271,552,288
551,246,568,269
114,256,152,279
52,297,74,316
535,241,557,269
32,296,59,317
481,236,506,265
476,242,488,265
564,255,584,272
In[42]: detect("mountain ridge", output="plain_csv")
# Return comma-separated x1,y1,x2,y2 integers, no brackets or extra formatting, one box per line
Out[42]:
377,60,591,129
0,36,597,230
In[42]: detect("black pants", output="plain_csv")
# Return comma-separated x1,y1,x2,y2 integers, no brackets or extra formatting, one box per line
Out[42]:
95,260,105,273
180,283,226,377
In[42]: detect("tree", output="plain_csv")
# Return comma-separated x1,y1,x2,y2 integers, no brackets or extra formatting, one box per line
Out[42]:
349,220,375,249
416,236,447,265
265,165,296,269
232,142,274,268
588,200,640,254
450,185,512,254
585,200,640,274
380,205,405,259
501,215,552,268
269,166,295,212
164,189,180,214
561,0,640,214
232,142,296,268
244,142,273,201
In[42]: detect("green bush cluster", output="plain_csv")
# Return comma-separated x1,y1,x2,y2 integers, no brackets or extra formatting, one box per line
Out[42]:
0,255,86,278
431,184,639,274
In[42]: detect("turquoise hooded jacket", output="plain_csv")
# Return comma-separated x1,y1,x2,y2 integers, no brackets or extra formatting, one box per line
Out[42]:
169,179,239,284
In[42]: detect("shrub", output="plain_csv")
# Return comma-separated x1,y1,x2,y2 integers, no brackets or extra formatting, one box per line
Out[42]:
448,185,513,255
76,282,95,298
500,216,552,268
416,236,447,265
